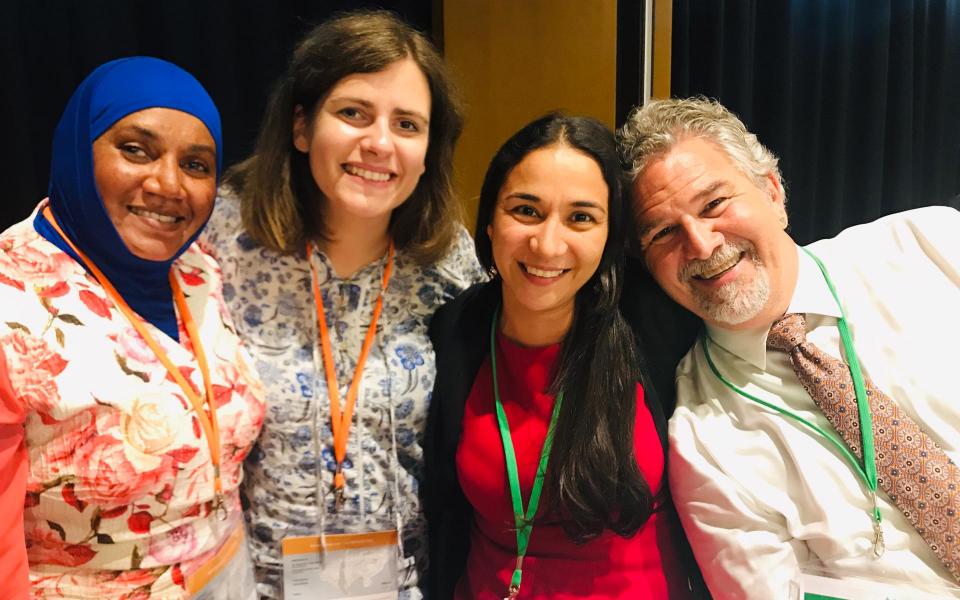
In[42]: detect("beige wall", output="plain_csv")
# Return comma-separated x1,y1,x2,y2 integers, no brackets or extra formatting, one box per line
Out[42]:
443,0,618,230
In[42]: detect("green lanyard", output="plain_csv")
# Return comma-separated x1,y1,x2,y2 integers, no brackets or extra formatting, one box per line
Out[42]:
700,247,884,556
490,305,564,599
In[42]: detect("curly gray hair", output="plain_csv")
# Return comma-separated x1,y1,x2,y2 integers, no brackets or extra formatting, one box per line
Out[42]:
617,97,783,192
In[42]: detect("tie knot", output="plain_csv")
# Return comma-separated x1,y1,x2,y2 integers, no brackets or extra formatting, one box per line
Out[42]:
766,312,807,353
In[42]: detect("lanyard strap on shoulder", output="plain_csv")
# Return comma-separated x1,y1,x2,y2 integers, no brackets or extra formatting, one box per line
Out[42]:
701,247,881,528
43,206,226,519
489,304,563,598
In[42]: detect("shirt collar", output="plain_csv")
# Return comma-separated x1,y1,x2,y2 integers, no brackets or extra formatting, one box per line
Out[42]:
704,244,842,370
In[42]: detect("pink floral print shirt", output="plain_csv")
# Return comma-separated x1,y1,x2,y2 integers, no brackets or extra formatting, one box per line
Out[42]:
0,204,266,598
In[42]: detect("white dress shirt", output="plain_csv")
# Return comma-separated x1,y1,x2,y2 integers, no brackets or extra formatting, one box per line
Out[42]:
669,206,960,599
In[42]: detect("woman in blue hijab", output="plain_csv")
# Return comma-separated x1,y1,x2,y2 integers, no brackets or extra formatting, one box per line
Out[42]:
0,57,265,598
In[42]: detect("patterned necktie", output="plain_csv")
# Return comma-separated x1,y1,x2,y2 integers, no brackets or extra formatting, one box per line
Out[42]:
767,312,960,582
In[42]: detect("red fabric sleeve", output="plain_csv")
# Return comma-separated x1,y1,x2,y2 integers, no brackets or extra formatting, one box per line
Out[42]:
0,344,29,599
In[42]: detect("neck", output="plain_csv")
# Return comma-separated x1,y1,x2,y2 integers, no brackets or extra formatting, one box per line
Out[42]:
499,289,573,347
316,211,391,278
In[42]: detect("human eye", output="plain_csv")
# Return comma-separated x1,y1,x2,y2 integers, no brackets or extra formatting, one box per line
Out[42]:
646,224,676,246
570,211,596,224
338,106,364,121
183,157,213,176
120,143,148,160
396,118,421,133
509,204,540,219
702,197,728,215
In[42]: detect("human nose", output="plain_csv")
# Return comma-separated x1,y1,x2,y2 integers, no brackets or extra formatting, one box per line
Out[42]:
529,218,568,257
680,216,722,260
360,118,394,155
144,155,184,199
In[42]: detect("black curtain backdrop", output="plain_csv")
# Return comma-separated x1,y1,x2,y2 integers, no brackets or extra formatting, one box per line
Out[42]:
672,0,960,245
0,0,433,231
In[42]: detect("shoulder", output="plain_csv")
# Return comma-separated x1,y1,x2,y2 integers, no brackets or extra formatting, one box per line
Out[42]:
0,213,78,306
810,206,959,256
198,188,249,260
429,280,499,343
421,225,487,292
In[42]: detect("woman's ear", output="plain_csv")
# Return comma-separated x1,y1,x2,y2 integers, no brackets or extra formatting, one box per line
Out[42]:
292,105,310,154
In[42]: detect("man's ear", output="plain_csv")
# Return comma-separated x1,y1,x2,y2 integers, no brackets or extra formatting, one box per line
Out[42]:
292,105,310,153
765,172,788,228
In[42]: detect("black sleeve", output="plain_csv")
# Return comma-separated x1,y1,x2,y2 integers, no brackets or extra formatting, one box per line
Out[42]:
423,282,497,599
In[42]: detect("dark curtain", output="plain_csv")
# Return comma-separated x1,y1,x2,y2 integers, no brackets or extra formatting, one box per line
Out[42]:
672,0,960,245
0,0,433,231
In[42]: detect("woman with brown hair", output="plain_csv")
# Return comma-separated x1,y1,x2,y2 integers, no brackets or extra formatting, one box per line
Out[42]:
201,10,484,598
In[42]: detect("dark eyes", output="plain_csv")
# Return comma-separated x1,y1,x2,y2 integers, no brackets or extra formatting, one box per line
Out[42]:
397,119,420,133
337,107,423,133
649,225,676,244
118,143,211,176
120,143,146,158
184,159,212,175
511,205,540,218
703,197,727,213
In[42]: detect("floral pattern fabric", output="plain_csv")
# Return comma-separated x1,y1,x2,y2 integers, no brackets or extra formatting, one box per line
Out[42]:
201,193,486,599
0,204,266,598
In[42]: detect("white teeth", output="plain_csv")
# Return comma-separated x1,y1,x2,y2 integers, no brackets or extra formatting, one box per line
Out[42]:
526,265,564,278
697,255,740,279
344,165,391,182
130,206,179,223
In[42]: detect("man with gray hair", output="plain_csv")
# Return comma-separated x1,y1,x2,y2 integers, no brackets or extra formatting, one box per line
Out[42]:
619,97,960,598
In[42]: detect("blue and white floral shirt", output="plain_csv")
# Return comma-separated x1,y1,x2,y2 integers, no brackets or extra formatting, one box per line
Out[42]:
202,193,485,599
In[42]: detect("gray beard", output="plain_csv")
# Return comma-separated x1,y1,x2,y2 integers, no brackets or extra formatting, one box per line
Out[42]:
690,252,771,326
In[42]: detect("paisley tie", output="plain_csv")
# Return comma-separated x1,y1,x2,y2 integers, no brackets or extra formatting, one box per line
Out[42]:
767,312,960,582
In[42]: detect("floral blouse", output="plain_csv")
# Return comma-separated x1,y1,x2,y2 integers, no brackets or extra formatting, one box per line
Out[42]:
0,204,266,598
201,193,485,599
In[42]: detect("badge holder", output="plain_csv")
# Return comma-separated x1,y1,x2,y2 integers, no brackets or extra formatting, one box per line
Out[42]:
281,530,399,600
186,516,257,599
792,563,960,600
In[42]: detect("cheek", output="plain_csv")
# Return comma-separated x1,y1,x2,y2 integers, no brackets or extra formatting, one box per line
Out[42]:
407,141,428,177
193,183,217,220
645,250,680,289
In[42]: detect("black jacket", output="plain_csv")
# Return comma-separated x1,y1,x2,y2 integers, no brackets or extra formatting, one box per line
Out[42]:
423,279,708,599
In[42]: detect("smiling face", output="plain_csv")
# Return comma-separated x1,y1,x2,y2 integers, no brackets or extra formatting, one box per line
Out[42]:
488,143,609,344
632,137,797,330
92,107,217,261
293,57,431,235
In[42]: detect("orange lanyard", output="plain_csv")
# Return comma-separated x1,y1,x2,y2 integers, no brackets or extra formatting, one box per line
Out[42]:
307,240,394,511
42,206,226,519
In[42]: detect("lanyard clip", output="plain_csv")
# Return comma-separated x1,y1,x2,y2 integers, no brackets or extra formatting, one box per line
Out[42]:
213,492,228,521
872,518,885,558
503,585,519,600
332,465,346,513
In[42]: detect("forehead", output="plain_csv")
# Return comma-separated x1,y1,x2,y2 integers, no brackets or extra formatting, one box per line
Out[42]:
632,138,746,216
501,145,608,204
326,57,431,111
100,107,215,148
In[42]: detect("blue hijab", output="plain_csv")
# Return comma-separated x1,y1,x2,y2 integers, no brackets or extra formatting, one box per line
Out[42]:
35,56,222,341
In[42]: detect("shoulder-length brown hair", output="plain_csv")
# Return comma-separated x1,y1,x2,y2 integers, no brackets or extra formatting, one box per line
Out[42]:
226,10,464,263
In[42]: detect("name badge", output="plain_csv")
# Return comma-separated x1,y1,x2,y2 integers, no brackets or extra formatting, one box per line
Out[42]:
281,530,400,600
795,566,960,600
187,521,257,599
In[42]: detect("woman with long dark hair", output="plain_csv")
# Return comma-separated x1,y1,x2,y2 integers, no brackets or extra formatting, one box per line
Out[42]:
425,113,697,598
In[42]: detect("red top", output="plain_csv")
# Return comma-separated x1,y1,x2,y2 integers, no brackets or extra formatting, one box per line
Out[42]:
455,332,690,599
0,345,29,599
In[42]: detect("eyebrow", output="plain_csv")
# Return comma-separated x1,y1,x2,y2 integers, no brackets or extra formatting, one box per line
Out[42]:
637,179,728,240
121,126,216,156
504,193,607,213
330,96,430,125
